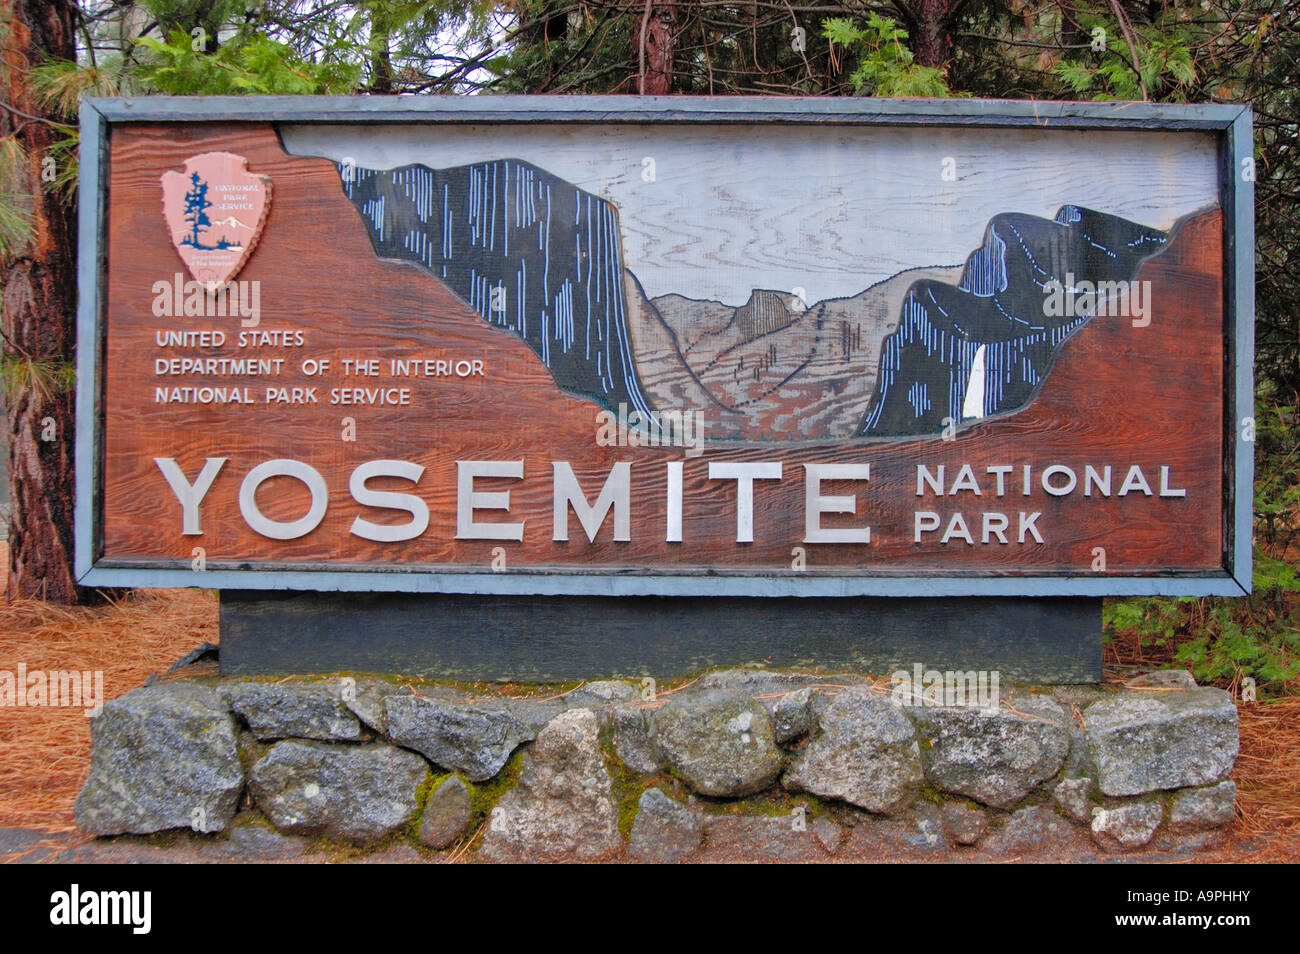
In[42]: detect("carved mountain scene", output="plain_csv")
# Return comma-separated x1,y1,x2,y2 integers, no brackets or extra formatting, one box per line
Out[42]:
338,158,1186,442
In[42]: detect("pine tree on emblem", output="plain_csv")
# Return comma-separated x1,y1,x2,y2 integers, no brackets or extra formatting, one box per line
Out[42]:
182,171,212,248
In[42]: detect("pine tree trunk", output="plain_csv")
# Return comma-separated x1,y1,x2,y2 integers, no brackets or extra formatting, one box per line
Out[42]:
897,0,970,68
639,0,678,95
1,0,83,602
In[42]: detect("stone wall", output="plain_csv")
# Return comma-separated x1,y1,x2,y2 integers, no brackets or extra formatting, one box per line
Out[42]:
74,669,1240,861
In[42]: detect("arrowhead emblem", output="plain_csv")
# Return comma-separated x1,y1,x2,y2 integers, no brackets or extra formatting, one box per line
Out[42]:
161,152,271,291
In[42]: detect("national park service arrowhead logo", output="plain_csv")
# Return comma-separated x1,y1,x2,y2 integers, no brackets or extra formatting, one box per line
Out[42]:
161,152,271,291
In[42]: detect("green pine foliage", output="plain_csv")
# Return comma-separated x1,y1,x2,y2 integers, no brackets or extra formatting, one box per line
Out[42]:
821,15,952,98
1051,12,1198,101
0,135,34,263
132,32,361,95
1103,551,1300,695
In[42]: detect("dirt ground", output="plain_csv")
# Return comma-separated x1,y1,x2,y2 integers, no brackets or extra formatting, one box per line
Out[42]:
0,544,1296,863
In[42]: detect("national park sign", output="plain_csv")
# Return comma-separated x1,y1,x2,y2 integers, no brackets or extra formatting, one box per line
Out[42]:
74,97,1254,597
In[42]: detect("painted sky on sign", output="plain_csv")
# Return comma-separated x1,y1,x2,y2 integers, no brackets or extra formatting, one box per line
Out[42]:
282,123,1220,307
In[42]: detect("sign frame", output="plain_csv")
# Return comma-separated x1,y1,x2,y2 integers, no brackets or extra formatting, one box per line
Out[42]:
74,95,1254,597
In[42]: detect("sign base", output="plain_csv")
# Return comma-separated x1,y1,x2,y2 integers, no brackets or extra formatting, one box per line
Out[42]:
218,593,1102,684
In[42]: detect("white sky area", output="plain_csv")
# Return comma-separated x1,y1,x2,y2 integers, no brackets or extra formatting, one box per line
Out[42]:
282,123,1220,306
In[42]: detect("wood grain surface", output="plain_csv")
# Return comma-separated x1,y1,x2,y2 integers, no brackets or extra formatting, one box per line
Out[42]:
281,122,1219,305
98,123,1225,577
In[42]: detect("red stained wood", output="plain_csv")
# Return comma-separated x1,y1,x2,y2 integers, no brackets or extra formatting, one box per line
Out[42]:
99,124,1225,577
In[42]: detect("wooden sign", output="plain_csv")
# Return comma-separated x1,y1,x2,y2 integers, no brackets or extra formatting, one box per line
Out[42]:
75,97,1254,597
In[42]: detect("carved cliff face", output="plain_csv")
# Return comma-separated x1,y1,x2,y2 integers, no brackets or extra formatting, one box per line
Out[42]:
861,205,1169,436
